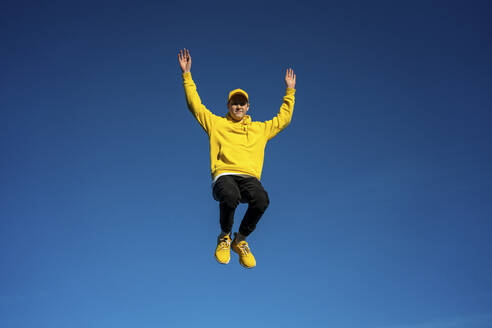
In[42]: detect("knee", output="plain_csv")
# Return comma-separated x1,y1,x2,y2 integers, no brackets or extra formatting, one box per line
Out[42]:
219,189,241,208
251,191,270,212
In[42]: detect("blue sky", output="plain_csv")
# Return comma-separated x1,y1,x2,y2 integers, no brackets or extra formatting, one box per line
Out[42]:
1,0,491,327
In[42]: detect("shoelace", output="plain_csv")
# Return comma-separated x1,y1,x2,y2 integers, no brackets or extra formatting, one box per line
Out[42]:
218,238,231,250
237,243,250,255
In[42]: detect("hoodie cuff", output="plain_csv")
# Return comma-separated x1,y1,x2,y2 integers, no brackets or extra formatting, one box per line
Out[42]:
286,88,296,95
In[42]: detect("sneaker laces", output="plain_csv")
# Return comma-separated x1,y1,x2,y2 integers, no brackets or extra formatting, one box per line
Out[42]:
218,237,231,249
237,242,250,255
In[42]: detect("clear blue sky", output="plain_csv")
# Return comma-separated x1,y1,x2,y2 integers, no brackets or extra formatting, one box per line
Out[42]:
1,0,491,327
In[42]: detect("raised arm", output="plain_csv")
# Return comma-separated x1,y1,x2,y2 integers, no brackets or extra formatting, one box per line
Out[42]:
264,68,297,141
178,48,216,135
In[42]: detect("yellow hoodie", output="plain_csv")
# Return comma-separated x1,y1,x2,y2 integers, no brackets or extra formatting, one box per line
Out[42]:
182,72,295,181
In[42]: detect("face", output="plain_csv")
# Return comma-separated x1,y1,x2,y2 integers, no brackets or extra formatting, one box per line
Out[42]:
228,94,250,122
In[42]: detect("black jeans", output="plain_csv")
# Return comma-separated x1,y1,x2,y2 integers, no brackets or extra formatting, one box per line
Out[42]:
212,175,270,236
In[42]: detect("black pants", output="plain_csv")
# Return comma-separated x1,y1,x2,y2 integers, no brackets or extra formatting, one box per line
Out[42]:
212,175,270,236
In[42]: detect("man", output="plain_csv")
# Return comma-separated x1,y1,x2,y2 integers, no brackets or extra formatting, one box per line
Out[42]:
178,48,296,268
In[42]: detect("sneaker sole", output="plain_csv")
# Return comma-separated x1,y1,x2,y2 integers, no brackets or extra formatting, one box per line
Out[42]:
239,262,255,269
215,255,230,265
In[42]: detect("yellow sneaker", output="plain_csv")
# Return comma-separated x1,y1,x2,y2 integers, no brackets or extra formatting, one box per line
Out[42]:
215,233,232,264
232,233,256,269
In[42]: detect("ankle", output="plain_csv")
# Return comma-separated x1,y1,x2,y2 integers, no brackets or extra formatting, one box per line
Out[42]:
234,232,246,242
219,231,231,239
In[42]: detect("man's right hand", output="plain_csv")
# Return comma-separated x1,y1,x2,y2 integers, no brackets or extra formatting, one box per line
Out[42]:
178,48,192,73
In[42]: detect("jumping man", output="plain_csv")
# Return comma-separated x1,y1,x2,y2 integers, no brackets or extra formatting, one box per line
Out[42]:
178,48,296,268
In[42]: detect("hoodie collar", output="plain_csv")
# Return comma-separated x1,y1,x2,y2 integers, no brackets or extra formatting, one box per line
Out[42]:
226,112,252,125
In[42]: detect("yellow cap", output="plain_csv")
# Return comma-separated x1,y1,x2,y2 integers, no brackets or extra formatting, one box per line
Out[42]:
228,88,249,103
